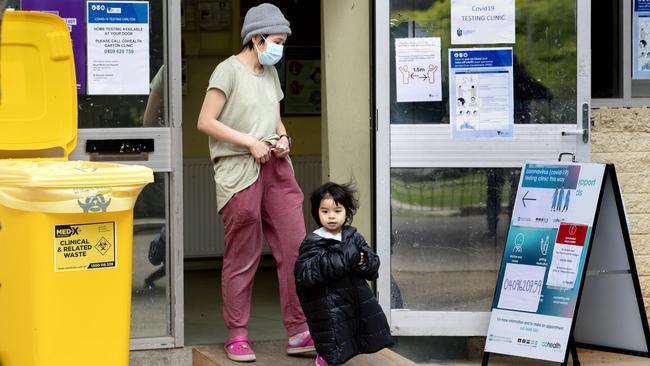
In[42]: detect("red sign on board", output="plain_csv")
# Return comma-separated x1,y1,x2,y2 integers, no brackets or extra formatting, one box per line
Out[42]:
556,223,588,247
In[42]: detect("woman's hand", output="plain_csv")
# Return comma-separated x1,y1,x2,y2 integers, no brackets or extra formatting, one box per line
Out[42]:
272,136,290,158
248,138,271,164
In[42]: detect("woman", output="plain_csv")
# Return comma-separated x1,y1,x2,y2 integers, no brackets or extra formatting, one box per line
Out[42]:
197,3,313,362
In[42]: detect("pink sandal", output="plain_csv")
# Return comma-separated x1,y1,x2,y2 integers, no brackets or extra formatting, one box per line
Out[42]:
315,354,328,366
224,336,256,362
287,330,316,354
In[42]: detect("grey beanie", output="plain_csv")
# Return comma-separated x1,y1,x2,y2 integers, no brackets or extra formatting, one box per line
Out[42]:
241,3,291,45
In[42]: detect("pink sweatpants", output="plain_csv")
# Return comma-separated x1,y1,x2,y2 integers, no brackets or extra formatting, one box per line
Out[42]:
220,156,308,338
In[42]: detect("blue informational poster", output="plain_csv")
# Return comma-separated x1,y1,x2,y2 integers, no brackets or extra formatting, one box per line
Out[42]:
484,162,606,362
633,0,650,79
449,48,514,139
86,1,150,95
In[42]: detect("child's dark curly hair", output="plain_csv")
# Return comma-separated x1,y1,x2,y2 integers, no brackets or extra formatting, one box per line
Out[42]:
310,182,359,227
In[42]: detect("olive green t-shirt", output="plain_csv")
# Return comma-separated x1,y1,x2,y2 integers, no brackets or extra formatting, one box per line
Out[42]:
207,55,284,211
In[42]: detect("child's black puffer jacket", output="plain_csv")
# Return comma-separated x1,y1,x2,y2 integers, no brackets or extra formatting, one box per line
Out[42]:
294,226,393,365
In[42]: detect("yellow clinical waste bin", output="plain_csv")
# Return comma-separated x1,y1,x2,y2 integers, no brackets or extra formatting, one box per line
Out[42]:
0,11,154,366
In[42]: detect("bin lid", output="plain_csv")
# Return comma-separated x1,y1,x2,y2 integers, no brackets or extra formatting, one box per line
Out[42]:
0,11,77,158
0,160,153,213
0,160,153,187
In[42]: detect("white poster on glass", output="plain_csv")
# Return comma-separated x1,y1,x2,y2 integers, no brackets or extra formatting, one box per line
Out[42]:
394,37,442,102
451,0,515,45
633,0,650,79
449,48,513,139
87,1,150,95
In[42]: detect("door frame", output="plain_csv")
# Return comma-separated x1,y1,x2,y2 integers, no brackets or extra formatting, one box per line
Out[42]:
374,0,591,336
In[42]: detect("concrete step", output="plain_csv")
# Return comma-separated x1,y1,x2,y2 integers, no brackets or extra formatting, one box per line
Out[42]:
193,340,417,366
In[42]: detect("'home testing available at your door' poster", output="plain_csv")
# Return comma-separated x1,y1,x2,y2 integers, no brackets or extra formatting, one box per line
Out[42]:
484,163,605,362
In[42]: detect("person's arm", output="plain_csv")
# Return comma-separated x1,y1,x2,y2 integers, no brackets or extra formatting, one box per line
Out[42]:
271,65,290,158
294,241,360,289
197,88,271,164
143,89,164,127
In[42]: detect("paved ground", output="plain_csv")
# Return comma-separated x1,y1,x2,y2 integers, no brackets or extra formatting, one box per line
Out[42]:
421,350,650,365
130,347,650,366
130,347,192,366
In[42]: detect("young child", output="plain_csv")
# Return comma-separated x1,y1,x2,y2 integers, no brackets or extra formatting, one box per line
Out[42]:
294,182,393,366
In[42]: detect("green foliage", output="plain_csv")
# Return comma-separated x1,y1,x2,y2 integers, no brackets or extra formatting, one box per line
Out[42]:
390,0,577,116
392,172,488,209
391,171,516,211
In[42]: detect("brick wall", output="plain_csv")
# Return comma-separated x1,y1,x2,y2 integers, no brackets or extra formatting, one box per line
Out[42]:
592,107,650,320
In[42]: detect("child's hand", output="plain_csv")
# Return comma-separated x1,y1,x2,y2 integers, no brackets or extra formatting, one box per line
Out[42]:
358,251,366,267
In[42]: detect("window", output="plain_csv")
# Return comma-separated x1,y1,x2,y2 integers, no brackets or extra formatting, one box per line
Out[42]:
389,0,575,125
592,0,650,105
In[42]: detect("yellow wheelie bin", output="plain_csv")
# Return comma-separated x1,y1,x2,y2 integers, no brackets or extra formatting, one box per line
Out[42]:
0,11,153,366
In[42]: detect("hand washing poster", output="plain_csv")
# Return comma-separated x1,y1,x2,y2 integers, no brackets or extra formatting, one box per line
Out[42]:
484,162,606,362
394,37,442,102
449,48,513,139
634,0,650,79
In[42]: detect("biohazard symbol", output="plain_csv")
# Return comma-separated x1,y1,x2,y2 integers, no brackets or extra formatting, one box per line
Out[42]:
78,194,112,213
96,237,112,256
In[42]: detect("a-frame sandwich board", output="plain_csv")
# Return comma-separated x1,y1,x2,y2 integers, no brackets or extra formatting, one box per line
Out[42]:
482,162,650,365
571,164,650,360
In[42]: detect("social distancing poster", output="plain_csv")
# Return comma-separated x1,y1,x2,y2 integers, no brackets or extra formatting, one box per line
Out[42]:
394,37,442,103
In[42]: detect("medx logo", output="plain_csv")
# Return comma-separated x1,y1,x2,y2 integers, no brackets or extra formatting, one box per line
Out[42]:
55,226,80,238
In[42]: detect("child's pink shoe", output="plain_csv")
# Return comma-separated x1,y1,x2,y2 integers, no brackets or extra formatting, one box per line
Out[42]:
224,336,256,362
286,330,316,354
315,354,328,366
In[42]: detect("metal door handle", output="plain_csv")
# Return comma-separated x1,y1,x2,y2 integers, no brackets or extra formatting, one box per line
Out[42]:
561,129,586,136
561,103,589,143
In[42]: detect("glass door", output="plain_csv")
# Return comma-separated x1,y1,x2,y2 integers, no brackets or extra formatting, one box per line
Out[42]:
375,0,591,335
7,0,182,349
65,0,182,348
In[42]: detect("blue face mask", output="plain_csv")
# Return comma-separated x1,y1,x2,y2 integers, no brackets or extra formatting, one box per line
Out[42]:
255,36,284,66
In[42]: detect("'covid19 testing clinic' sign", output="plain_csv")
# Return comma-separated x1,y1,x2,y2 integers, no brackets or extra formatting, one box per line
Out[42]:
451,0,515,45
